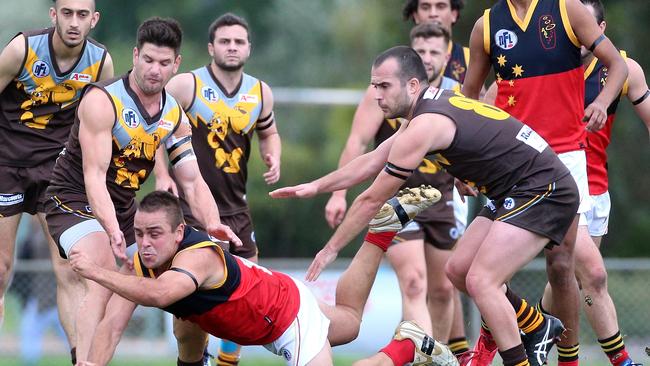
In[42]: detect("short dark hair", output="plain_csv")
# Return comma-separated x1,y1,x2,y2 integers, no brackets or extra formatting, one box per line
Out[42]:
373,46,429,85
581,0,605,24
208,13,250,43
138,191,184,230
402,0,465,23
136,17,183,55
409,22,450,46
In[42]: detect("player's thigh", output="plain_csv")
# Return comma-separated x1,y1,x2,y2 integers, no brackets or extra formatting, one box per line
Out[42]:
424,244,454,289
386,238,426,288
446,216,493,281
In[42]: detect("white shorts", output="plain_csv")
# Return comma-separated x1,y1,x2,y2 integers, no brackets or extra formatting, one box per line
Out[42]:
585,191,611,237
264,278,330,366
557,150,593,225
452,186,468,234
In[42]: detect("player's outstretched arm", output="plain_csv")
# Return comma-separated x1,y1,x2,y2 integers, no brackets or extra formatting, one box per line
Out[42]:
269,131,398,199
625,57,650,139
257,82,282,185
79,88,127,262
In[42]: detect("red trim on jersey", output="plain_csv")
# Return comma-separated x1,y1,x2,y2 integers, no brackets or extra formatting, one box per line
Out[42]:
495,66,586,154
586,114,615,195
184,260,300,345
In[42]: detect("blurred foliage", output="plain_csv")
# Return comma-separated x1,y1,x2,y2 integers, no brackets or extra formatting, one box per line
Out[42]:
3,0,648,257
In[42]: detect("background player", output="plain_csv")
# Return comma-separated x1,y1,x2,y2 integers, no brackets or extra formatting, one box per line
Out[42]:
0,0,112,362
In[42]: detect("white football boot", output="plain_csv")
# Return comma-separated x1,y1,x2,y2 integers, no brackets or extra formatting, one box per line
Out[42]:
394,321,459,366
368,185,442,233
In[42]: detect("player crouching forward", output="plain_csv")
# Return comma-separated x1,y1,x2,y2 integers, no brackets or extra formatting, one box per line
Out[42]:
69,189,456,366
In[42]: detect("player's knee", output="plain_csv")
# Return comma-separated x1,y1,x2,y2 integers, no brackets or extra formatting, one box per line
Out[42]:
464,271,493,300
173,322,206,347
581,265,608,293
0,258,14,290
428,277,455,304
399,268,426,301
444,260,467,292
546,257,574,288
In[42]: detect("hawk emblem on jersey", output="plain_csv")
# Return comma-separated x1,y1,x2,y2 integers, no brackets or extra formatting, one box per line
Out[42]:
598,67,608,91
539,15,557,50
19,82,77,129
449,60,466,82
495,29,518,50
122,133,161,161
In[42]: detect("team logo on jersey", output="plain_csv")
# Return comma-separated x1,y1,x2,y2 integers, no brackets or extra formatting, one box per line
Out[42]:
449,227,460,240
0,193,24,206
495,29,518,50
598,67,609,91
503,197,515,210
281,348,292,362
201,86,219,102
239,94,258,103
539,15,557,50
32,60,50,78
69,73,92,83
122,108,140,128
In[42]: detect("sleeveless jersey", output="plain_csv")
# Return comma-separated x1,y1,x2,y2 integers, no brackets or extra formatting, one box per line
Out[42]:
134,226,300,345
375,77,461,218
0,28,107,167
583,51,627,195
185,66,264,215
414,87,570,200
484,0,585,154
50,73,183,208
444,42,470,84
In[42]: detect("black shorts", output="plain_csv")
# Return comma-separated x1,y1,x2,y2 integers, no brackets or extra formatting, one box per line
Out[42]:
184,208,258,259
393,201,459,250
478,174,579,246
0,161,55,216
44,187,136,258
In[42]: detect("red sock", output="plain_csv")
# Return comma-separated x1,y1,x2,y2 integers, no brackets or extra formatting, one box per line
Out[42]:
559,360,580,366
379,338,415,366
364,231,397,252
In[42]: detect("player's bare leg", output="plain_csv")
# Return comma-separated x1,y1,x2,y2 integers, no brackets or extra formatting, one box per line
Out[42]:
386,239,432,334
424,245,455,340
0,214,21,330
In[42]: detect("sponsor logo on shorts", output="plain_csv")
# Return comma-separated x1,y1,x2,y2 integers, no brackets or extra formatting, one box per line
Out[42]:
503,197,515,210
239,94,258,103
281,348,292,362
122,108,140,128
201,86,219,102
70,72,92,83
32,60,50,78
495,29,518,50
85,205,92,213
0,193,24,206
449,227,460,240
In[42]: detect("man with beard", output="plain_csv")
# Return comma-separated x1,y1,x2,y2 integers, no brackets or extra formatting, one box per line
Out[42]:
44,17,240,365
0,0,112,362
154,13,281,366
323,22,468,351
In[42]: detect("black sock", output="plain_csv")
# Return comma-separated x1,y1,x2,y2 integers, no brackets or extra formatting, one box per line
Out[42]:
177,358,204,366
499,343,529,366
70,347,76,365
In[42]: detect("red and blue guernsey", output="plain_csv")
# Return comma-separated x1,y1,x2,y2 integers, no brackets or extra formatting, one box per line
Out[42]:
484,0,585,154
583,51,627,195
134,226,300,345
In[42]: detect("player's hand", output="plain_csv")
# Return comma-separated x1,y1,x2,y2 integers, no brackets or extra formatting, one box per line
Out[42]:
108,229,129,264
454,179,478,203
269,182,318,199
262,153,281,184
324,193,347,228
155,173,178,196
69,250,95,279
583,101,608,132
207,223,243,247
306,246,338,282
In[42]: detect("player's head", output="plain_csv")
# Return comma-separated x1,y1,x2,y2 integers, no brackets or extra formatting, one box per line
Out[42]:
208,13,251,72
133,17,183,95
49,0,99,48
410,22,450,82
371,46,428,119
402,0,463,30
135,191,185,268
580,0,606,58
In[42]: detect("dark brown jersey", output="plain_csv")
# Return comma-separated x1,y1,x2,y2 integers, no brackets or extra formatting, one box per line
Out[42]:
0,28,107,167
184,66,265,215
49,74,183,208
412,88,570,200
